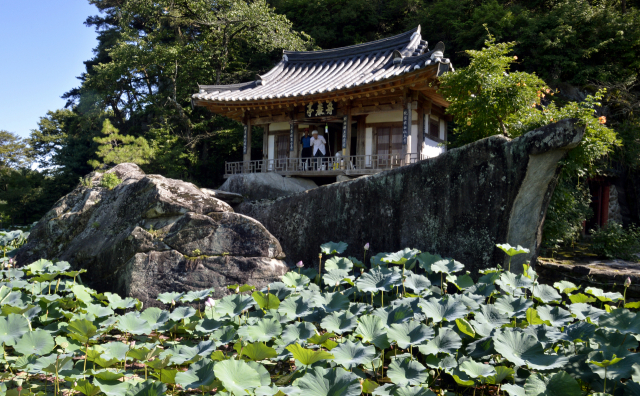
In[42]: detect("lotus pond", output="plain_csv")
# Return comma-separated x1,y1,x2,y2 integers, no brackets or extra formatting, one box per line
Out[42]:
1,240,639,396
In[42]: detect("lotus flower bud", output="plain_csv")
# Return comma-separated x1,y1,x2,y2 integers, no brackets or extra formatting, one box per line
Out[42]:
130,340,136,348
319,253,323,259
625,277,632,288
364,243,370,250
235,286,240,294
171,299,176,306
335,281,340,287
205,297,215,308
296,261,304,268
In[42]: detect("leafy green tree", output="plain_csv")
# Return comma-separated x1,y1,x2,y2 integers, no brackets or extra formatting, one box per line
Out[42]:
88,120,154,169
0,131,31,169
439,34,619,245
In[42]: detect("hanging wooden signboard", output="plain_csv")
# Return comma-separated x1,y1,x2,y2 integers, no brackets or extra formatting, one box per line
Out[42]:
402,108,409,145
305,101,337,118
342,116,348,149
243,125,248,155
289,123,295,152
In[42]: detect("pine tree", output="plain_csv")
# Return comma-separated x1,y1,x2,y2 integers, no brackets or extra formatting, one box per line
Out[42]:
88,120,154,169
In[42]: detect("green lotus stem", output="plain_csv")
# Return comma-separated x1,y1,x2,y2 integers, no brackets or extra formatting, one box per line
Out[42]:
381,291,384,307
84,343,88,372
604,367,607,392
381,349,385,378
441,273,444,295
364,250,367,268
508,256,512,272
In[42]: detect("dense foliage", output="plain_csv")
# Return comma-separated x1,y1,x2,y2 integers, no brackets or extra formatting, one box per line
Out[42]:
1,240,639,395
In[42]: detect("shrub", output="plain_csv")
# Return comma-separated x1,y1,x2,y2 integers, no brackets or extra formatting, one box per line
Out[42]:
590,222,640,261
99,172,122,189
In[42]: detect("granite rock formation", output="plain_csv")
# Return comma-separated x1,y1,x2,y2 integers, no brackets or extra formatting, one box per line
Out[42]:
16,163,287,306
237,119,585,275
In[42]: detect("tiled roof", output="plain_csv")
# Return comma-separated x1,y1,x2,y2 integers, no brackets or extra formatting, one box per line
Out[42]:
192,26,452,103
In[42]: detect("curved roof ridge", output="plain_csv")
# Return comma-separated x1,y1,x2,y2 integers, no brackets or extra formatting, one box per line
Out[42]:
284,26,421,62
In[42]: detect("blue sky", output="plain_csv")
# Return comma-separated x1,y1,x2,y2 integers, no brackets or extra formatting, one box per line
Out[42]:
0,1,99,138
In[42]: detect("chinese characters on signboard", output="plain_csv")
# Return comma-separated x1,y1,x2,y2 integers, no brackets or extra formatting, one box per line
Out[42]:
243,125,248,155
402,108,409,145
289,124,294,152
342,116,348,149
305,101,337,118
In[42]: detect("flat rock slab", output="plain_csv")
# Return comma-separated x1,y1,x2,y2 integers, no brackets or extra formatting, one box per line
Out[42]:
537,257,640,299
220,172,318,201
16,163,287,306
238,119,585,275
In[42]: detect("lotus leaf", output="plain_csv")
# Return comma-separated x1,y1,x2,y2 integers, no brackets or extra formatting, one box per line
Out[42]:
238,318,282,342
263,282,293,300
387,321,434,349
392,386,436,396
387,358,428,386
418,328,461,356
355,315,390,349
418,297,467,323
431,258,464,275
586,287,623,302
157,291,184,304
502,384,525,396
415,252,444,273
169,306,196,321
403,273,432,292
460,358,497,378
536,305,573,327
356,267,402,292
14,328,55,355
319,311,357,334
382,248,420,265
568,303,605,322
94,378,134,396
325,257,354,271
312,292,350,313
139,307,171,330
283,272,311,288
212,325,238,345
293,366,360,396
599,308,640,334
175,358,216,390
217,294,255,317
466,337,496,360
214,359,265,395
281,322,317,345
375,305,414,326
496,243,529,257
241,342,278,360
493,330,568,370
532,284,562,303
524,371,581,396
455,318,476,338
67,318,99,343
569,293,597,304
553,281,579,294
561,321,596,342
332,340,376,369
286,343,334,367
279,296,312,320
0,313,29,346
181,288,214,302
320,241,348,255
323,269,354,287
117,312,152,335
494,295,533,318
124,379,167,395
484,366,514,385
522,325,563,348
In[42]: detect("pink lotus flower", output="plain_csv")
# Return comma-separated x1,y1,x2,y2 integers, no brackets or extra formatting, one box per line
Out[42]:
296,261,304,268
364,243,370,250
625,277,632,288
205,297,215,308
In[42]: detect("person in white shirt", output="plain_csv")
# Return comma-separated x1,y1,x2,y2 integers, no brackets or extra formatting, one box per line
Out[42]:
310,130,327,170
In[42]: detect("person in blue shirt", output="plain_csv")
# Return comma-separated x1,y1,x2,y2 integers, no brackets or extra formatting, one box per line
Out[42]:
300,128,312,169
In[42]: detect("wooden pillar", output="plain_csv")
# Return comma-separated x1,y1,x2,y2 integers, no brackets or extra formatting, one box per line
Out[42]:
421,100,432,159
290,121,299,159
243,117,252,163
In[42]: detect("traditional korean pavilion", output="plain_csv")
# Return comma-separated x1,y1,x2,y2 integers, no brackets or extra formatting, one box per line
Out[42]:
192,26,453,179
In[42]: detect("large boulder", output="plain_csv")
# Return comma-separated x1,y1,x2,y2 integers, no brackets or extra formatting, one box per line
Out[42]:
219,173,318,201
16,163,287,306
237,119,585,275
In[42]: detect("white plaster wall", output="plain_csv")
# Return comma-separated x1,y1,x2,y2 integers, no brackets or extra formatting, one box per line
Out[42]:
365,127,373,166
268,135,275,163
422,137,445,159
270,122,289,131
366,111,403,123
439,119,446,141
411,124,418,155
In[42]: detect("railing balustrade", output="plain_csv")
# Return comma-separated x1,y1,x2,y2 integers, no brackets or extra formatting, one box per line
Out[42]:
225,153,428,176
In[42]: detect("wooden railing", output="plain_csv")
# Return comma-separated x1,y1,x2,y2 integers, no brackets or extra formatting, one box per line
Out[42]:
224,153,426,176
